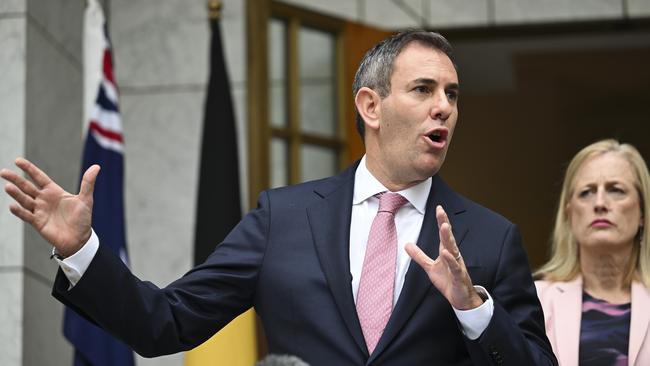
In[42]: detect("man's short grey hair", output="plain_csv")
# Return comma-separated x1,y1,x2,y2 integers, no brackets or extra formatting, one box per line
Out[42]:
255,354,310,366
352,29,455,139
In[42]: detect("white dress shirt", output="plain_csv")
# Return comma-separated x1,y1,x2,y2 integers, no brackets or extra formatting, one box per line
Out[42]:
350,156,493,339
57,155,493,339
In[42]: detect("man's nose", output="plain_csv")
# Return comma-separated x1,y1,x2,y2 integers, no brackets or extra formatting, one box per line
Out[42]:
430,91,452,122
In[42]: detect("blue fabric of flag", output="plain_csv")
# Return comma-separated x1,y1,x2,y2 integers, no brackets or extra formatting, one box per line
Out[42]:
63,134,133,366
63,1,134,364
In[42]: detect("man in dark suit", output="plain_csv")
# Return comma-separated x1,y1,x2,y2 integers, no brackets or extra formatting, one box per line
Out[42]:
1,30,556,365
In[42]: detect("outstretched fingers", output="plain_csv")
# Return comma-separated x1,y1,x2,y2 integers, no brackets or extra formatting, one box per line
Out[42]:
1,168,39,199
436,206,462,262
15,157,53,189
8,202,35,224
440,247,464,277
436,204,449,227
4,182,36,212
405,243,434,270
79,165,100,200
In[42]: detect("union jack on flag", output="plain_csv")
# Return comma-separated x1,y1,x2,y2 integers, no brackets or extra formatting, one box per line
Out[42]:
86,45,124,154
63,1,134,365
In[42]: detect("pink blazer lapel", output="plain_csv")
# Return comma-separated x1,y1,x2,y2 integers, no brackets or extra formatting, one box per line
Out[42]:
629,281,650,365
552,278,583,366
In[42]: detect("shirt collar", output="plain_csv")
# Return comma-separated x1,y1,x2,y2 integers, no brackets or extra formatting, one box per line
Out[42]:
353,155,431,214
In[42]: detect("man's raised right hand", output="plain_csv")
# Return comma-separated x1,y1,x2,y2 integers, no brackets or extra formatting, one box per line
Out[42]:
1,158,99,258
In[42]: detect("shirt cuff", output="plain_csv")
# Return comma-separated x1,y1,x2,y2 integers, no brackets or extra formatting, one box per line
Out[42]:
52,230,100,287
452,285,494,340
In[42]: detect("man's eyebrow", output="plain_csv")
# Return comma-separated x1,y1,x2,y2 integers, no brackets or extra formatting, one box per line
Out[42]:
411,78,436,86
411,78,460,90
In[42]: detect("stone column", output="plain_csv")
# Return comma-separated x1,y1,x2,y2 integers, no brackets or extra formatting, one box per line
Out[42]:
1,0,84,365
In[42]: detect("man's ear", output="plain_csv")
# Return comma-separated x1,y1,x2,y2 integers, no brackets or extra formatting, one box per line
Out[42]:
354,87,381,131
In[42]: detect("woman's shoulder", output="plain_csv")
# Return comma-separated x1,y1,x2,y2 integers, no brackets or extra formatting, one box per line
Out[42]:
534,279,555,294
533,280,555,307
632,280,650,301
535,278,583,298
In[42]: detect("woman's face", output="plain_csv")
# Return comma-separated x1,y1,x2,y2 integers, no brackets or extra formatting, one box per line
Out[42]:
567,152,643,253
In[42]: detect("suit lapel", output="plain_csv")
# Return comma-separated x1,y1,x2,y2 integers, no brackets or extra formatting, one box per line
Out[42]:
629,281,650,365
553,278,582,366
307,164,368,356
369,175,468,363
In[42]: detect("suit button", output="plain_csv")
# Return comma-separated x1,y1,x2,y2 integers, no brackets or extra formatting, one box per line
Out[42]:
488,345,503,365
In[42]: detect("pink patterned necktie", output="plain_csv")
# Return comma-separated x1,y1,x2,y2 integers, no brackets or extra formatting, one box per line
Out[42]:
356,192,408,354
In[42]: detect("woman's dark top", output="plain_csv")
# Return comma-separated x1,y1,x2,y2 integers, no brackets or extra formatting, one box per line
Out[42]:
579,292,631,366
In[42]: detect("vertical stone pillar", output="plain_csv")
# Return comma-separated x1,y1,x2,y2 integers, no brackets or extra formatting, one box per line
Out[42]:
0,0,83,365
0,1,27,365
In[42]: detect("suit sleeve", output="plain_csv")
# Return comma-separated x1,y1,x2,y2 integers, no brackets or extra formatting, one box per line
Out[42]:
464,224,558,366
52,191,271,357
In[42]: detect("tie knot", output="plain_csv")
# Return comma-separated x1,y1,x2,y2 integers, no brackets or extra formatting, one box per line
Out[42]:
377,192,408,214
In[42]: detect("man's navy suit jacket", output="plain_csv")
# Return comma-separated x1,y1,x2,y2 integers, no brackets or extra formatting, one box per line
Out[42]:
53,162,557,365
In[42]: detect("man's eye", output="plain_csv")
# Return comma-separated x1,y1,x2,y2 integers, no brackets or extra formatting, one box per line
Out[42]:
446,90,458,101
414,86,430,94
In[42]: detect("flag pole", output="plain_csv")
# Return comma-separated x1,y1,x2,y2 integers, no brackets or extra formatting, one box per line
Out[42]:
208,0,222,19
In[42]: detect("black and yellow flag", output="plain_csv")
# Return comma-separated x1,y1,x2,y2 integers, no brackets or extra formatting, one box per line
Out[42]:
185,2,257,365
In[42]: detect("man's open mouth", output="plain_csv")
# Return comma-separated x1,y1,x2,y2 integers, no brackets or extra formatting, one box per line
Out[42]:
427,130,447,143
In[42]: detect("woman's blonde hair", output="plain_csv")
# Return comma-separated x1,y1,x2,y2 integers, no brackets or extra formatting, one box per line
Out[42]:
535,139,650,286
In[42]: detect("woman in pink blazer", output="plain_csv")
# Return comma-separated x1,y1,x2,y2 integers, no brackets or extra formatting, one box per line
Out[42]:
535,139,650,366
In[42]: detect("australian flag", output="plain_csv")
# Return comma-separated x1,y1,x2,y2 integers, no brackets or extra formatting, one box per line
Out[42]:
63,1,134,365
